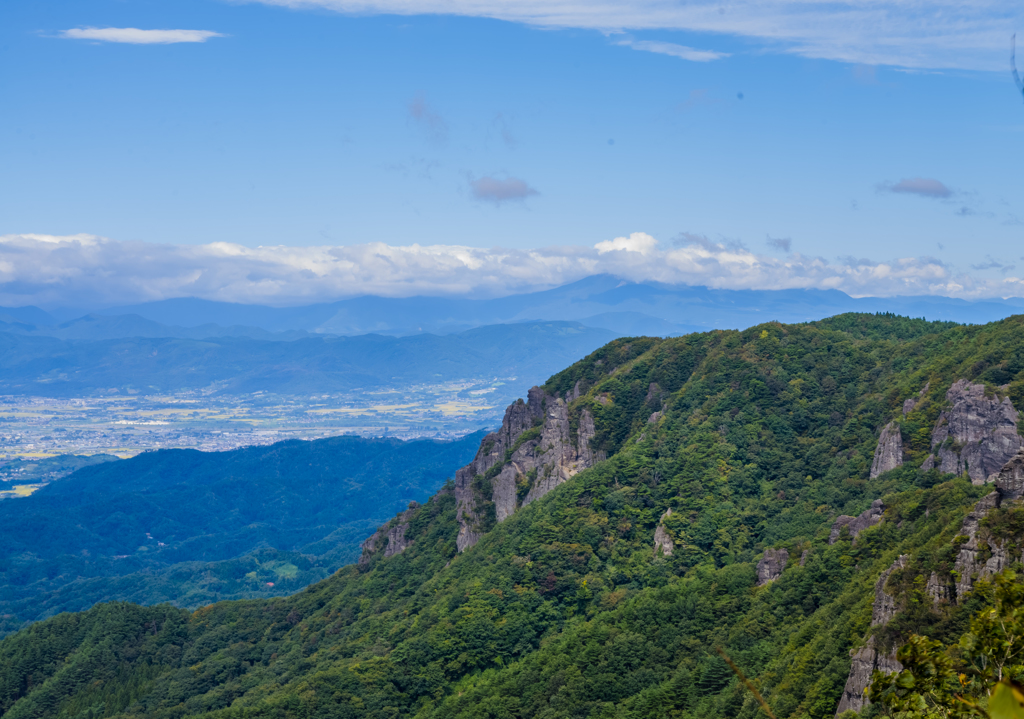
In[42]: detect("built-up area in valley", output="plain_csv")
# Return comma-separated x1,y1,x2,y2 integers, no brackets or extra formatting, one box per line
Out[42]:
0,378,511,498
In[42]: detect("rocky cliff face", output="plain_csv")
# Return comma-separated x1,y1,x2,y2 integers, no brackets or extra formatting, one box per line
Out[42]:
834,555,908,717
921,380,1021,485
359,504,419,564
951,492,1003,601
756,548,789,586
454,386,601,552
870,422,903,479
948,449,1024,601
829,499,885,545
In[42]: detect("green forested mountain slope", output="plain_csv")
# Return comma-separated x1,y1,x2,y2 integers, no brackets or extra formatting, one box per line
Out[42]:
2,313,1024,719
0,433,481,638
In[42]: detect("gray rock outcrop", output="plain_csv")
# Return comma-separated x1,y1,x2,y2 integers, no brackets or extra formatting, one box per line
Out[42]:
829,499,885,544
756,548,789,585
908,449,1024,604
454,386,601,552
921,380,1021,484
653,509,674,557
359,507,416,564
870,422,903,478
952,491,1002,601
834,555,908,717
996,449,1024,500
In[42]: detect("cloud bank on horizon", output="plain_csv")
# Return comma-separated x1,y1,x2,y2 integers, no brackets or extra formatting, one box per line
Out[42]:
1,233,1021,309
246,0,1022,71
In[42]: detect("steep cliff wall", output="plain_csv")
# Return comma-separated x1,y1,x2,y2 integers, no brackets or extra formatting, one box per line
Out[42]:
359,504,419,564
454,386,601,552
834,555,908,716
921,380,1021,484
870,422,903,478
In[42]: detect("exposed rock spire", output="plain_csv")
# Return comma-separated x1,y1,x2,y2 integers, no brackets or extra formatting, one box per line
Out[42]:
870,422,903,478
834,555,908,717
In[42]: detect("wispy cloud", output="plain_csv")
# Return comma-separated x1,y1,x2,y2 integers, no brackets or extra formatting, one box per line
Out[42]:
971,256,1016,272
469,175,538,203
882,177,953,199
615,39,728,62
767,236,792,252
2,232,1022,308
59,27,225,44
243,0,1023,71
408,93,448,145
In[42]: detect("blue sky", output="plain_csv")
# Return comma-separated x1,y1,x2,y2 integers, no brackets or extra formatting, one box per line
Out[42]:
1,0,1023,306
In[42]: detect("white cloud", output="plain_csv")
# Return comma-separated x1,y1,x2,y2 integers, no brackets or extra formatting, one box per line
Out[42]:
595,232,659,255
59,27,225,44
615,39,728,62
242,0,1022,71
1,232,1022,309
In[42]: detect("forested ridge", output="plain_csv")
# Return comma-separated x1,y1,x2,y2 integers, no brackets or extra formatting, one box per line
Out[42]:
0,433,482,638
3,312,1024,719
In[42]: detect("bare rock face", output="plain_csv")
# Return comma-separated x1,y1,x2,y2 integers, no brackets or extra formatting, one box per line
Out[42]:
996,449,1024,501
834,555,908,717
925,380,1021,485
492,465,519,523
653,509,674,558
952,491,1008,601
756,548,789,585
454,386,601,552
359,507,416,564
829,499,885,545
870,422,904,479
568,380,583,403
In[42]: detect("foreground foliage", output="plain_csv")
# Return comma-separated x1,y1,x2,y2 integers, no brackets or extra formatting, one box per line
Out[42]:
869,571,1024,719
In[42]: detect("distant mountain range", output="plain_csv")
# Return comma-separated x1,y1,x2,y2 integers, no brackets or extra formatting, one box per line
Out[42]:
0,321,616,397
2,275,1021,398
3,275,1019,340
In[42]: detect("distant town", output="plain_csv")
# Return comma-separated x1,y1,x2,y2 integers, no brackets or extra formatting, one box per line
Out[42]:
0,378,511,496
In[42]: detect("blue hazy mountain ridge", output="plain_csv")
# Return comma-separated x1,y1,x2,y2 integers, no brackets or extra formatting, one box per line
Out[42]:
0,431,483,638
0,321,616,396
92,275,1024,337
0,306,59,327
0,312,311,341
